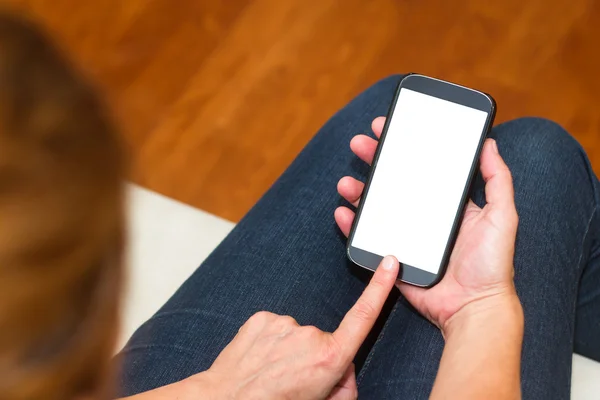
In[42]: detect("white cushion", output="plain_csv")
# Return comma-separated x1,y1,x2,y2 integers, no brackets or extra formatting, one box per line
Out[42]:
119,184,234,349
121,184,600,398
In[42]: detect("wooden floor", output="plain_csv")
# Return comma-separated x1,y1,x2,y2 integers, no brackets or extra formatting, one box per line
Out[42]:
8,0,600,221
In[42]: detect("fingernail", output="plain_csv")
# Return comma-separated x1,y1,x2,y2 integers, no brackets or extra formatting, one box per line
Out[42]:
382,256,395,271
491,139,499,154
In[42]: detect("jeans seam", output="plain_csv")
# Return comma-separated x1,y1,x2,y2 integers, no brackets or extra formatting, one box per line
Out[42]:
576,128,599,280
580,207,596,265
356,299,400,385
576,205,597,297
152,308,237,323
122,343,197,356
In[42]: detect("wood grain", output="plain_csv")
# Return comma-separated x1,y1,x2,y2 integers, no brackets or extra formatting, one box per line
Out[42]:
7,0,600,221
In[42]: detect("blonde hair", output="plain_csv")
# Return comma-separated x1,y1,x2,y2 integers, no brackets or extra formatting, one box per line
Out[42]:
0,11,125,400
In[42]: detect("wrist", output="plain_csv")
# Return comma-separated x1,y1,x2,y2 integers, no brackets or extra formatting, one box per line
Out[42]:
176,370,224,400
443,291,524,340
117,371,222,400
432,291,524,400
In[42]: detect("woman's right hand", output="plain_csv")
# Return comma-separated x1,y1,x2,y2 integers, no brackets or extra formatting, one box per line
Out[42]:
185,256,399,400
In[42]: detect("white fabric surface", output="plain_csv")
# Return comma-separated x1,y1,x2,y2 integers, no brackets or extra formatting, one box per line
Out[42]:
122,184,600,398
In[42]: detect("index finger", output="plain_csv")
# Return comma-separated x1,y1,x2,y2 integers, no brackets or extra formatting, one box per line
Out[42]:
333,256,399,360
371,116,386,138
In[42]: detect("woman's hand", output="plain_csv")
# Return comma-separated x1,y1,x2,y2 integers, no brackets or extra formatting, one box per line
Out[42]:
121,256,399,400
335,117,521,334
181,256,400,400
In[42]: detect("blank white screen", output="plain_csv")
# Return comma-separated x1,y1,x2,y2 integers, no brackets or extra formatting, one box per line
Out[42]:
351,88,488,274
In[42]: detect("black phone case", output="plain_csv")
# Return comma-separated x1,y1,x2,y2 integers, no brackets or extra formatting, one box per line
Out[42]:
346,73,497,287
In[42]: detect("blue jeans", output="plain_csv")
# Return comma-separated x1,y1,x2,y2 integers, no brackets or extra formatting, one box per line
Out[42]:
118,76,600,399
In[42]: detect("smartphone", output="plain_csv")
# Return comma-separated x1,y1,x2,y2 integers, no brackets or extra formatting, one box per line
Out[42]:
347,74,496,287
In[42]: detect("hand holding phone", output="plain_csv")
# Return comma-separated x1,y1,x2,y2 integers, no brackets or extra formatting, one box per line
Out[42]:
347,75,497,287
336,79,520,331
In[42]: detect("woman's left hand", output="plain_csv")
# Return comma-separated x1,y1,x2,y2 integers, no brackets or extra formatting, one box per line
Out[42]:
335,117,521,335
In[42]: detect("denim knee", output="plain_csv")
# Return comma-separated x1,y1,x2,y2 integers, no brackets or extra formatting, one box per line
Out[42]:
491,117,594,199
313,75,403,148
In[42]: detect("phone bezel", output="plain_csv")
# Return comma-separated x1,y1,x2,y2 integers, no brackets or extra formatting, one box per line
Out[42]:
346,74,497,287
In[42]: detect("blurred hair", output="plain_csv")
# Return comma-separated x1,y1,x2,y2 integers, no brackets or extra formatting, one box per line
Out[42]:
0,10,125,400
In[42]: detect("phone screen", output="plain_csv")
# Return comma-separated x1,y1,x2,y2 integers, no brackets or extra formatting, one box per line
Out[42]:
350,88,489,274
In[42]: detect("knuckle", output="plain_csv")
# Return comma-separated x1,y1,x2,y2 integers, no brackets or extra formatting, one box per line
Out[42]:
250,314,297,337
370,276,387,291
278,315,298,327
317,341,342,369
273,315,298,333
247,311,275,326
300,325,322,339
351,300,377,323
506,207,519,228
505,166,514,181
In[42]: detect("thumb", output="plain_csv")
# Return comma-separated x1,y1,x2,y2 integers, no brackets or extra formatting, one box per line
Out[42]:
480,139,517,224
327,363,358,400
395,281,429,320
